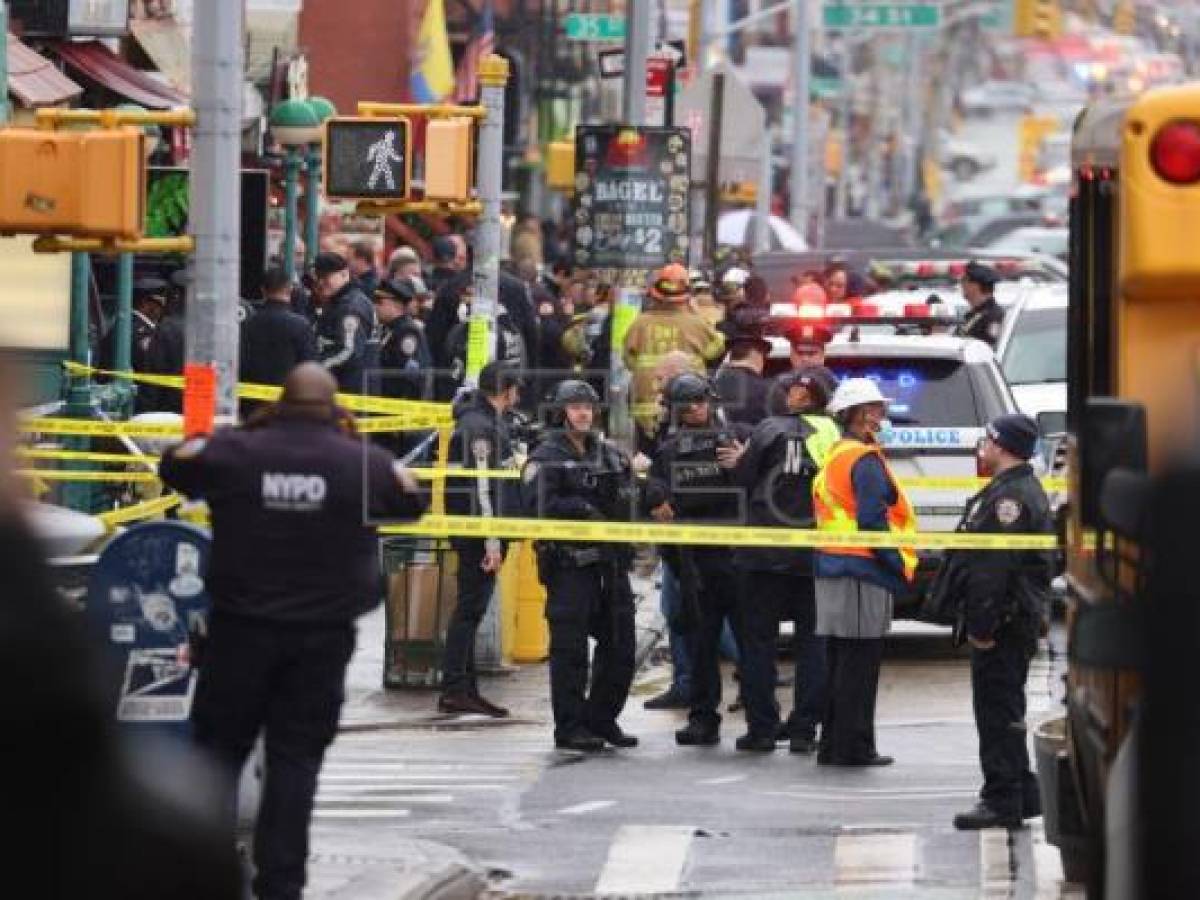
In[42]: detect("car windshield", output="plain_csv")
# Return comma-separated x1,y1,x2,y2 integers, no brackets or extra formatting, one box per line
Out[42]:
1002,307,1067,385
827,358,979,427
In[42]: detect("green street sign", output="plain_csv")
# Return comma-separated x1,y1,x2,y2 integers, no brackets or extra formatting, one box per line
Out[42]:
564,13,627,42
822,4,941,28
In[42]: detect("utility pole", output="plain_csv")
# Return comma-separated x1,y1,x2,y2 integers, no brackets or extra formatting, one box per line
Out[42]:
187,1,243,427
703,71,725,262
789,0,811,237
835,38,852,219
465,55,509,388
623,0,650,124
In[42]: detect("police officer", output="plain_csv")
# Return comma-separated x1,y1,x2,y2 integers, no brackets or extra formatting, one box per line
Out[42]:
131,276,168,373
240,266,317,388
957,261,1005,348
313,251,376,392
145,274,187,412
522,380,640,752
438,361,522,718
947,414,1052,829
786,322,833,372
713,325,772,426
373,277,433,401
158,363,427,900
647,373,771,748
721,366,841,753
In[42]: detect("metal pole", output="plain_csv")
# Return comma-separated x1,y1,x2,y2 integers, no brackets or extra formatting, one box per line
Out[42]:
703,72,725,262
835,38,852,219
465,55,509,389
623,0,649,123
754,129,772,254
304,144,321,270
283,148,301,281
864,45,882,220
63,253,93,512
0,1,9,125
789,0,811,235
113,254,134,414
188,0,243,427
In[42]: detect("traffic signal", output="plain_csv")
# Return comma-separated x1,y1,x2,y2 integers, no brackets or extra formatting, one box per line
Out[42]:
424,117,474,202
0,126,145,239
545,140,575,191
1014,0,1062,38
323,117,411,201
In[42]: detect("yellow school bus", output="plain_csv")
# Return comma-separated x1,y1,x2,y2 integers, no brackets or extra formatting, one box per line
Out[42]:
1047,82,1200,890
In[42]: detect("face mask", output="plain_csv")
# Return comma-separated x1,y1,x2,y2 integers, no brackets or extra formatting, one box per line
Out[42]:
457,302,469,323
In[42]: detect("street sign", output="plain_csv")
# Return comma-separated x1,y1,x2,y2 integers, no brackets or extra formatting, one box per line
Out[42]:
822,3,941,28
564,13,626,42
573,126,691,270
323,117,412,202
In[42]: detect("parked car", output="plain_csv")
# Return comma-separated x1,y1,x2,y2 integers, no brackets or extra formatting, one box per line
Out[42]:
994,284,1067,429
960,80,1035,117
939,130,997,181
983,227,1070,262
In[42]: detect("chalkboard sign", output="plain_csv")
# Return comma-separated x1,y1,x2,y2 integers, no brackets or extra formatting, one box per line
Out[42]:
572,126,691,271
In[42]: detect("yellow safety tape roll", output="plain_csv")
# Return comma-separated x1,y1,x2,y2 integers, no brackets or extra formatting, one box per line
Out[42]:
17,469,160,483
379,514,1059,551
63,361,452,419
97,494,182,527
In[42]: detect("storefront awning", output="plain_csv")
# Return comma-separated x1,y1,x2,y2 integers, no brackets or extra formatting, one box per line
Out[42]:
52,39,186,109
6,33,82,107
129,18,191,95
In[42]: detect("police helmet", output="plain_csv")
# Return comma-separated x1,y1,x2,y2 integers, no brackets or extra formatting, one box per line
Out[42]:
663,372,717,406
552,379,600,407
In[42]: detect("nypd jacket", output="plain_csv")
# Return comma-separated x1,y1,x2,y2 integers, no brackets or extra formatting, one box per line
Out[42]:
445,389,516,527
956,297,1005,349
317,283,376,392
378,315,432,400
944,462,1053,641
159,415,428,623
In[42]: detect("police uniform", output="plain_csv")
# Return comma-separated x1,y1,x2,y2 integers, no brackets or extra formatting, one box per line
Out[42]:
731,385,841,751
158,405,427,899
439,367,518,713
375,279,433,401
522,395,640,750
647,375,763,746
945,415,1052,829
713,327,772,426
316,255,376,393
956,263,1005,348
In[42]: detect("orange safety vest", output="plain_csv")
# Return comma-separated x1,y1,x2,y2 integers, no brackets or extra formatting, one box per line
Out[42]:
812,438,918,583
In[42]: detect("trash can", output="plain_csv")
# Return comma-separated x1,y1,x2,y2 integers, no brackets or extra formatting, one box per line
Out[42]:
381,537,458,689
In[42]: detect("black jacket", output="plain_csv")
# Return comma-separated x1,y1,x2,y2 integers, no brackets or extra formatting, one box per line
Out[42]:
521,430,639,557
731,414,824,574
377,316,432,400
159,415,428,623
713,364,769,426
146,310,185,412
648,422,749,523
942,463,1053,641
445,390,516,519
239,301,317,386
957,296,1005,348
316,283,375,392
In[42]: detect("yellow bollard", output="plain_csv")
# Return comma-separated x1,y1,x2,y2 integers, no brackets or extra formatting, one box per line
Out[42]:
503,541,549,663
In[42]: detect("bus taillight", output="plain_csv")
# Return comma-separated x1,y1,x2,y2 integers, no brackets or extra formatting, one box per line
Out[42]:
1150,121,1200,184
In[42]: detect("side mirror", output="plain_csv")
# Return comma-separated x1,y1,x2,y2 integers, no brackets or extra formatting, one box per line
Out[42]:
1079,399,1148,528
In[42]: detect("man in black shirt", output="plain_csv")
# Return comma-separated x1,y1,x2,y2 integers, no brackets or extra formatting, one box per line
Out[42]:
713,325,772,426
159,363,427,900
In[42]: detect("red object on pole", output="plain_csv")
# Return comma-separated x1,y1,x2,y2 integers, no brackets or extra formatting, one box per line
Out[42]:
183,363,217,437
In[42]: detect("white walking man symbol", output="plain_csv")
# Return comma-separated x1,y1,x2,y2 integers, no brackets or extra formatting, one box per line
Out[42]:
366,130,403,191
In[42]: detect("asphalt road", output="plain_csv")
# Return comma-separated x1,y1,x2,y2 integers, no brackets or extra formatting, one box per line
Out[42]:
305,613,1080,898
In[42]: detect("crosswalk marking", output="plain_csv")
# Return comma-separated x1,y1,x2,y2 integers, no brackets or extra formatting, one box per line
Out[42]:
595,825,694,895
833,832,916,886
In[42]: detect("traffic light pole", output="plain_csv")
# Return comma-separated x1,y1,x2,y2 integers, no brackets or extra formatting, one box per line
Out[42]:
188,1,243,428
305,144,322,270
282,148,301,281
464,55,510,389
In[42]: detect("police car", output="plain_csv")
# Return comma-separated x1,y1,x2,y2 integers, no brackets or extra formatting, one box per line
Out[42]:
762,322,1021,615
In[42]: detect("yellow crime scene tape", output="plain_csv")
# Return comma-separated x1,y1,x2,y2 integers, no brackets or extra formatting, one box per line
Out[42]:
96,494,182,528
16,447,159,464
17,469,160,483
380,514,1060,551
20,412,443,438
62,361,454,423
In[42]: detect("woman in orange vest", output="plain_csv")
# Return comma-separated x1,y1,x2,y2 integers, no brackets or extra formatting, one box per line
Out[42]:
812,378,918,767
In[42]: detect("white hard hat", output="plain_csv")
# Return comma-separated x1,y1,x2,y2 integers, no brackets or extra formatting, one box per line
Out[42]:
827,377,890,414
721,266,750,286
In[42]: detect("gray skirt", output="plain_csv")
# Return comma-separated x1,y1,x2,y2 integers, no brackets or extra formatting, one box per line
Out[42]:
815,577,894,639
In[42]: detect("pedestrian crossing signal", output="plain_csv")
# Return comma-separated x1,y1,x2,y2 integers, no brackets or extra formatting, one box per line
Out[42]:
323,117,412,202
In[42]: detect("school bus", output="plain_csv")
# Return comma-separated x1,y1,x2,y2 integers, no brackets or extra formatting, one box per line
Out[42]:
1048,82,1200,891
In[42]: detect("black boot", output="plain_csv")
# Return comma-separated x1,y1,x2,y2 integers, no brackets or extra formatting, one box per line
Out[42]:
953,802,1022,830
644,686,690,710
591,722,639,748
554,728,605,752
734,733,777,752
675,721,720,746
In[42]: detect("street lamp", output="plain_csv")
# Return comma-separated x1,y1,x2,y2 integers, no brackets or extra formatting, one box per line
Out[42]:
304,96,336,271
270,99,321,280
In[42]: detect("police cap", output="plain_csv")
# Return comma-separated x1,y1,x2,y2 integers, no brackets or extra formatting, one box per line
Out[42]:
374,278,417,303
664,372,717,406
133,276,168,304
986,413,1039,460
778,365,839,408
963,261,999,288
552,379,600,406
729,325,773,357
788,321,833,349
314,251,348,276
478,361,524,396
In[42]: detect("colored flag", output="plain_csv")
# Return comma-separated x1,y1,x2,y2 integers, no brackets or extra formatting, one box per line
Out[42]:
410,0,455,103
453,0,496,104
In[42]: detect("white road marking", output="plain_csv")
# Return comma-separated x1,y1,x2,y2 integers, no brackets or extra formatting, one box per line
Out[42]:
980,827,1016,896
595,825,694,895
834,831,916,886
319,773,517,782
312,808,412,820
700,775,748,785
764,789,977,802
316,794,453,804
557,800,616,816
